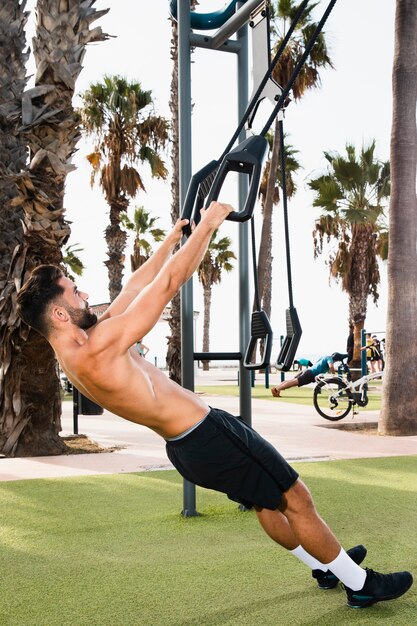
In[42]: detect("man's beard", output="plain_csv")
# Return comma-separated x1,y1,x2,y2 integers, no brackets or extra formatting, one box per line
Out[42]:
67,305,98,330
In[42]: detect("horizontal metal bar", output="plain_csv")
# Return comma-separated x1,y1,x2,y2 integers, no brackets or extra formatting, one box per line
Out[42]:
211,0,264,49
194,352,242,361
189,32,241,53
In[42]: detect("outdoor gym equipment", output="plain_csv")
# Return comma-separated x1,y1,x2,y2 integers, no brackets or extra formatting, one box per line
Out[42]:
169,0,240,31
181,0,338,372
274,119,302,371
174,0,338,515
181,0,310,235
243,216,273,369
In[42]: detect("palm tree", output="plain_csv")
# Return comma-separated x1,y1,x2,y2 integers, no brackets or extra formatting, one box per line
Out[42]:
121,206,166,272
257,0,333,321
79,75,169,301
0,0,108,457
308,141,390,367
197,232,236,371
379,0,417,435
0,0,30,457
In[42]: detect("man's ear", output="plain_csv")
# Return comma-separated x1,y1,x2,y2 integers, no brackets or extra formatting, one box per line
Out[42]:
50,305,70,324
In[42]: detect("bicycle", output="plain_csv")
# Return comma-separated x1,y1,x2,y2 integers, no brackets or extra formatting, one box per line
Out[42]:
313,359,383,421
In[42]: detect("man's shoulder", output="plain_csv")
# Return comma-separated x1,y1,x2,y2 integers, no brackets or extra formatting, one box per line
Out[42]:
86,316,123,348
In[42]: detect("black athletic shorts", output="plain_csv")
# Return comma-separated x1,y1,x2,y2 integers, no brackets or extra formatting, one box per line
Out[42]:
165,407,299,510
296,369,316,386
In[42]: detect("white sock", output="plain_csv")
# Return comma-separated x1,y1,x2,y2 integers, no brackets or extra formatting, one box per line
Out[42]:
325,548,367,590
290,545,327,572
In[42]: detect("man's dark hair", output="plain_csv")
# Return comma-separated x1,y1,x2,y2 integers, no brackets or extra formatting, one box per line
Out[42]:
16,265,65,336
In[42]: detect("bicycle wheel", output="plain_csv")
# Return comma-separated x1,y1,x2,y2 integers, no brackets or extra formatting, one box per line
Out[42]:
313,377,352,420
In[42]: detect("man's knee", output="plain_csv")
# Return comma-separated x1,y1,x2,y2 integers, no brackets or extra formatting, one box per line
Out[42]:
281,479,316,515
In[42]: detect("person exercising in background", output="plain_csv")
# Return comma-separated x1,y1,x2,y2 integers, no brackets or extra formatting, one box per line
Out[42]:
16,201,412,610
293,358,313,372
271,353,347,398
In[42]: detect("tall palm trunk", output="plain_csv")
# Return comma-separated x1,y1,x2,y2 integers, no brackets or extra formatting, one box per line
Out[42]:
0,0,108,456
0,0,31,455
105,198,128,301
345,224,377,369
380,0,417,435
202,285,212,371
167,15,181,383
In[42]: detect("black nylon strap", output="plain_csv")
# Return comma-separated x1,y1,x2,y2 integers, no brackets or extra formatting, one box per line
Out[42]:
278,119,294,308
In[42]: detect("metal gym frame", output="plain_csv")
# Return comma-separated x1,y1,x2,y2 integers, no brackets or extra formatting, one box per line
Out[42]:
177,0,260,516
176,0,338,515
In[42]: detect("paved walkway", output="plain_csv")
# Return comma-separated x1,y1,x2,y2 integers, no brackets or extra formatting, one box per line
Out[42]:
1,371,416,482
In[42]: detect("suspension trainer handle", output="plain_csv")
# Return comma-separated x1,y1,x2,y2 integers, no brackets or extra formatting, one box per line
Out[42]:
275,306,302,371
204,135,268,223
180,160,219,236
244,310,273,370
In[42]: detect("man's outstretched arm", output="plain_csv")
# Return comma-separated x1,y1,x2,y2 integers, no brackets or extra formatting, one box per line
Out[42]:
100,218,188,321
91,202,234,352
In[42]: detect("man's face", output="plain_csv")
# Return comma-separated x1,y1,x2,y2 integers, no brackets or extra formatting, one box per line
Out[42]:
57,277,98,329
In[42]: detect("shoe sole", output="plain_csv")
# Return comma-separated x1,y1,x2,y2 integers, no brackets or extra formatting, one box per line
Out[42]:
347,577,414,608
318,581,338,590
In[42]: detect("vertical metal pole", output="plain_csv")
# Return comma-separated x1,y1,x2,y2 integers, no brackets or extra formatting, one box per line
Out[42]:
178,0,198,517
72,387,79,435
280,335,285,382
237,24,252,514
237,7,252,427
361,328,367,376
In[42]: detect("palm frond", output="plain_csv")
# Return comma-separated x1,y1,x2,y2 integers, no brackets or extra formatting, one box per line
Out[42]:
309,140,390,309
63,244,85,278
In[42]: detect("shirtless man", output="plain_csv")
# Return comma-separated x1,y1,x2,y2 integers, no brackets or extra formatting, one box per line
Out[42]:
17,201,412,609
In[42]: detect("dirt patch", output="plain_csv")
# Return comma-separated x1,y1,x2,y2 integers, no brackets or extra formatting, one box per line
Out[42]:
318,421,379,435
62,434,122,455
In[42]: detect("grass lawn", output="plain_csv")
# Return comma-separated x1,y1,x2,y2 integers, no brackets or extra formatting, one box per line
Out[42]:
196,383,382,412
1,456,416,625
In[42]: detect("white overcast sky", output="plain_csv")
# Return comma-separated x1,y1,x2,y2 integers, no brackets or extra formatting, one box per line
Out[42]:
24,1,396,363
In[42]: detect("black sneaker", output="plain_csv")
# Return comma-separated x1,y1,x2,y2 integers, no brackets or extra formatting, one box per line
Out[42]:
312,545,367,589
345,568,413,608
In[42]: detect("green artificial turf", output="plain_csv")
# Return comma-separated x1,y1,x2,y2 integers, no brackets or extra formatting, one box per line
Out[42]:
1,456,416,626
196,383,382,411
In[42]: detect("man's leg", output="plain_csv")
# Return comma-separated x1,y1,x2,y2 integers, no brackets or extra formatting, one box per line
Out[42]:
271,377,299,397
256,479,413,607
254,502,365,586
268,479,342,562
255,492,367,590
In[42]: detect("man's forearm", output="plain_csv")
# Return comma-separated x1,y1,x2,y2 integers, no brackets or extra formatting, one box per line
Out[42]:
124,229,180,292
169,221,214,289
165,203,234,291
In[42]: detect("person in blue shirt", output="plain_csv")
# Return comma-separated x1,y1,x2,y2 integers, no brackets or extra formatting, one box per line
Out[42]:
271,352,348,397
293,358,313,371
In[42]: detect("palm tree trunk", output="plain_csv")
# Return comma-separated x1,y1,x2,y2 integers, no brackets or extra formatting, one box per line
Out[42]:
0,0,39,457
202,285,212,371
379,0,417,435
0,0,109,456
345,224,375,374
167,15,182,384
105,199,128,301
